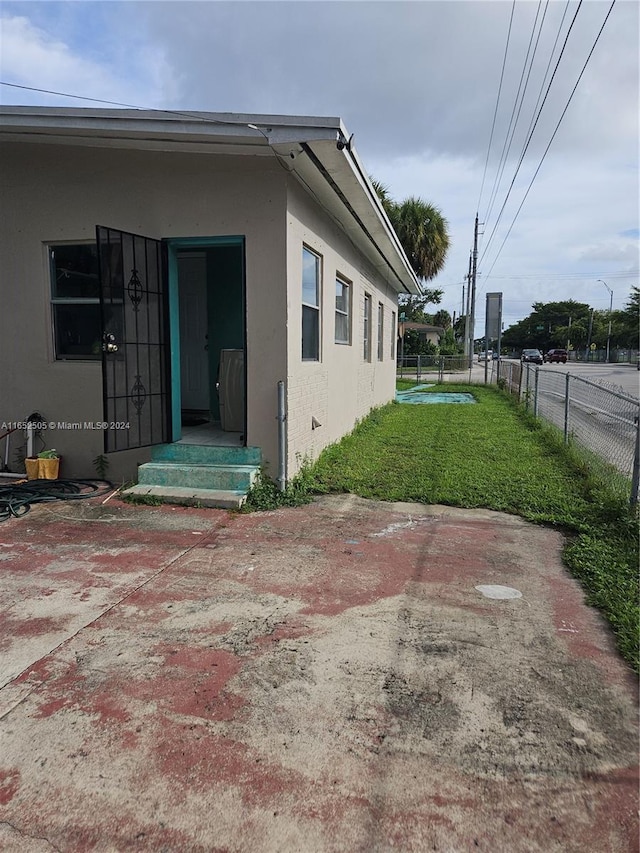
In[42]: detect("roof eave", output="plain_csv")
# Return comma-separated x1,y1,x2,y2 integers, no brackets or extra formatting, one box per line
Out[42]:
279,137,420,295
0,107,420,295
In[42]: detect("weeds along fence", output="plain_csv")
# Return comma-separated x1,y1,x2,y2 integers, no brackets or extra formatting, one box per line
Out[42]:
497,361,640,504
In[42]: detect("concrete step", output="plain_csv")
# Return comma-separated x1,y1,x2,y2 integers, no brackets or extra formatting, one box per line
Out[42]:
121,484,247,510
137,462,258,491
152,443,261,466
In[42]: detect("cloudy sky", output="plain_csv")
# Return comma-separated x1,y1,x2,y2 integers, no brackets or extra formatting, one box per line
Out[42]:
1,0,638,332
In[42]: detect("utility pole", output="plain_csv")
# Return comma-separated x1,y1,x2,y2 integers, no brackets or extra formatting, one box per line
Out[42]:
598,279,613,363
469,214,479,369
585,308,594,361
463,253,472,361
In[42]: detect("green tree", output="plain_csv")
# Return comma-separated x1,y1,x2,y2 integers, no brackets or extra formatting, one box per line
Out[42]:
438,327,462,355
397,294,441,323
372,180,451,282
433,309,452,329
501,300,592,352
613,287,640,349
452,314,467,344
392,198,451,281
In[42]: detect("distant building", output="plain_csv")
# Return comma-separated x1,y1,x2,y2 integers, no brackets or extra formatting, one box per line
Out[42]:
399,322,444,347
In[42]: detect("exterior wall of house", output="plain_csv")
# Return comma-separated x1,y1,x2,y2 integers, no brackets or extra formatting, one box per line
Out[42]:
284,177,400,477
0,141,288,480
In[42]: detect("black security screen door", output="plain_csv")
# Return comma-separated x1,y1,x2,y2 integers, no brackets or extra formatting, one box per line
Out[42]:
97,226,171,452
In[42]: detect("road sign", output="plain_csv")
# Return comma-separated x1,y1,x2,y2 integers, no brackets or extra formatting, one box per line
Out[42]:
486,293,502,339
590,343,596,350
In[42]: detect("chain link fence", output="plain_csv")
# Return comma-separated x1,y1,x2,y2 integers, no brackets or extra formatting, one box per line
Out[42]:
492,360,639,503
397,354,469,382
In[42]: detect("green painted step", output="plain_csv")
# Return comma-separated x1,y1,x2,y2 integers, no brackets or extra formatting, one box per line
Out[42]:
138,462,258,491
152,443,261,466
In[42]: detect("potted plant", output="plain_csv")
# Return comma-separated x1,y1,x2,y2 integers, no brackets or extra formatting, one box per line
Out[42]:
25,449,60,480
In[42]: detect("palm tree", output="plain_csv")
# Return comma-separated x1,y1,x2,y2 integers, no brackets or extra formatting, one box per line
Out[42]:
372,181,451,282
433,309,452,329
371,180,396,219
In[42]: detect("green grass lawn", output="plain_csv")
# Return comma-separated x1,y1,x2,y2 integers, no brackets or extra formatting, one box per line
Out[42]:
302,383,639,671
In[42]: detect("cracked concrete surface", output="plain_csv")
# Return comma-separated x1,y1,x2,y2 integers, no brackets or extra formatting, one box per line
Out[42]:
0,495,637,852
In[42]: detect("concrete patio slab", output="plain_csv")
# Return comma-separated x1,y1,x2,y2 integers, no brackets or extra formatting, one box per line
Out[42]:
0,495,637,852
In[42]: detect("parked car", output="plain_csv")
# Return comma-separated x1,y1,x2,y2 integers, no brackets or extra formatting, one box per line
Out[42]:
477,350,493,362
543,348,568,364
521,348,543,364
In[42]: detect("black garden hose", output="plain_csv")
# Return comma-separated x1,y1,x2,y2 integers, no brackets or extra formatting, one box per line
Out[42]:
0,479,114,522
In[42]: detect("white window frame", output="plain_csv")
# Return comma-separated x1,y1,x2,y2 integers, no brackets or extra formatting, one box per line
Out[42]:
302,246,321,362
363,293,372,362
334,276,351,345
391,311,397,359
377,302,384,361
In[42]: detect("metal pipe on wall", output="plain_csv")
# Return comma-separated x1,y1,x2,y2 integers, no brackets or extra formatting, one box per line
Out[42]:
26,423,35,458
277,380,287,492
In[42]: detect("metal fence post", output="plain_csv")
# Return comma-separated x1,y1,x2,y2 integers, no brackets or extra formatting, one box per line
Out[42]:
417,355,421,382
518,363,523,401
533,368,540,418
631,415,640,506
524,364,530,409
563,372,570,444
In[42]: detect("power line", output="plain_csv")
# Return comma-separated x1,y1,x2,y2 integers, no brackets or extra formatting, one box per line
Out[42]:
481,0,618,282
0,80,151,110
483,0,547,227
488,270,638,281
515,0,573,189
476,0,516,215
478,0,585,269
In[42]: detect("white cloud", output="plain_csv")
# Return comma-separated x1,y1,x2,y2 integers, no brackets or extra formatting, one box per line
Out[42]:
0,12,170,107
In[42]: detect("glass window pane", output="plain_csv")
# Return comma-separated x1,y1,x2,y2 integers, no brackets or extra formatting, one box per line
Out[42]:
335,313,349,343
51,244,99,299
53,303,102,359
335,278,350,343
363,295,371,360
302,305,319,360
335,280,347,313
302,248,319,307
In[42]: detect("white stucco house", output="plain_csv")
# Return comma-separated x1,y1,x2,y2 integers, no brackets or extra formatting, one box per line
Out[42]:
0,107,420,505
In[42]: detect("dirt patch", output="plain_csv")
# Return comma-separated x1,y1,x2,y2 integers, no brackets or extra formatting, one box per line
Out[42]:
229,592,636,786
